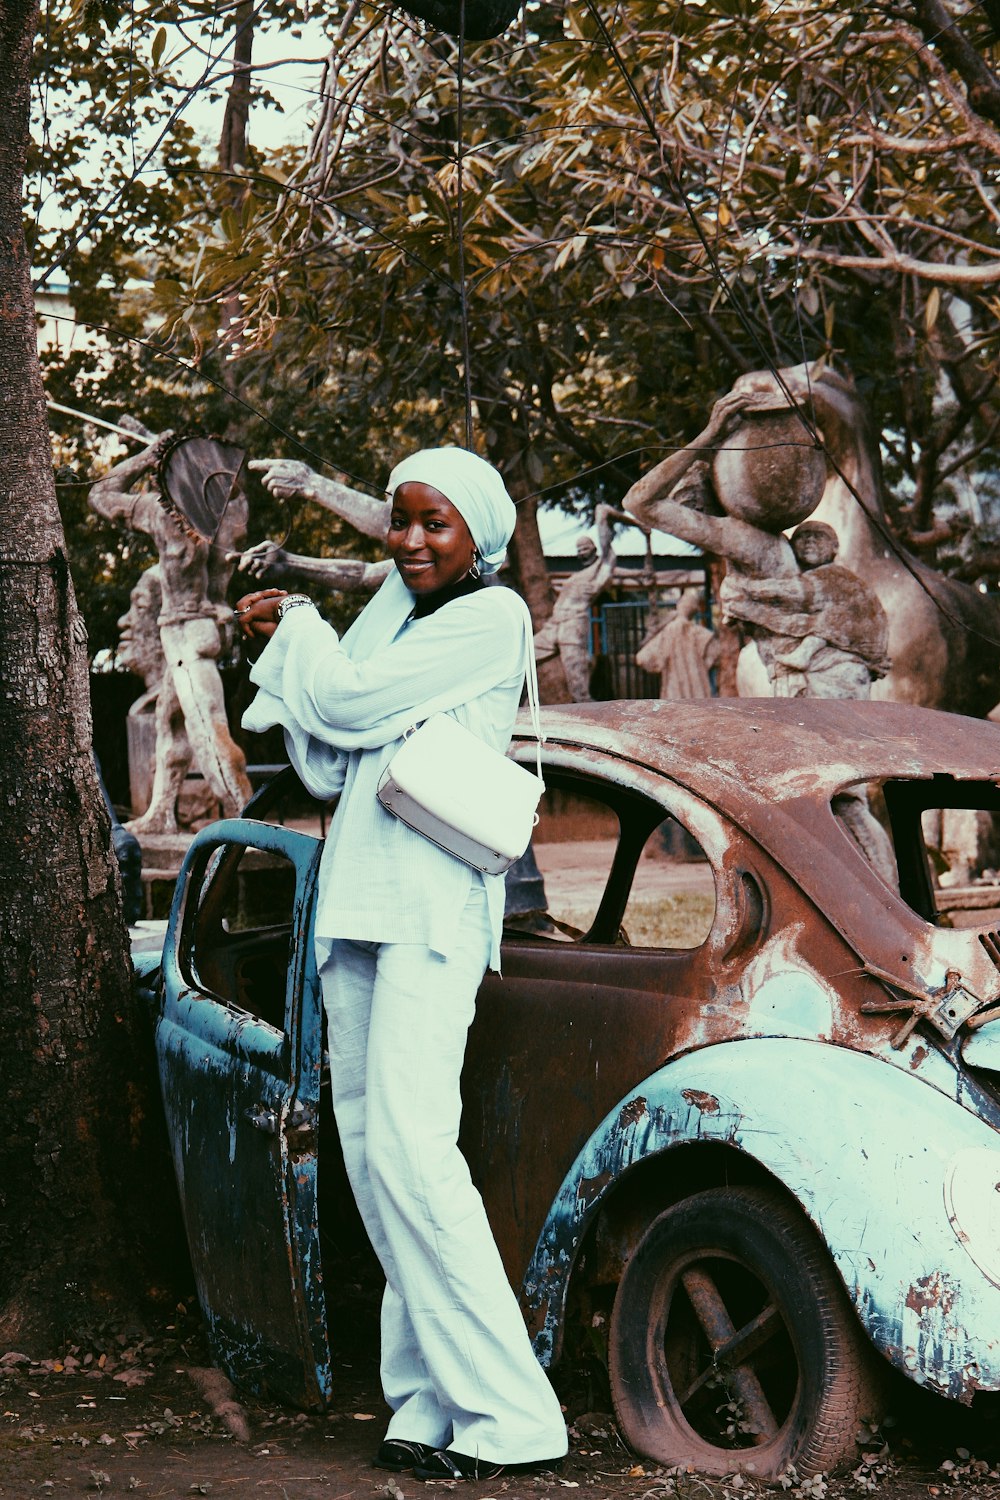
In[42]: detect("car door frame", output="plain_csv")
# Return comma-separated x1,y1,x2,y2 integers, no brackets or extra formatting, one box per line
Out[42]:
156,817,331,1409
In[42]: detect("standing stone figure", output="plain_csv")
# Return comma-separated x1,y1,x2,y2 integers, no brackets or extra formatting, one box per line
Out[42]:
636,593,720,699
533,503,642,701
90,430,252,829
117,565,213,833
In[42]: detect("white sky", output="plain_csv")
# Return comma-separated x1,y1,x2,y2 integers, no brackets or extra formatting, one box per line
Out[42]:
165,13,331,154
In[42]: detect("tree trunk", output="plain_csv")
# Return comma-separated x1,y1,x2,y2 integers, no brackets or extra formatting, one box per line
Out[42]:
482,424,570,703
219,0,253,179
0,0,163,1347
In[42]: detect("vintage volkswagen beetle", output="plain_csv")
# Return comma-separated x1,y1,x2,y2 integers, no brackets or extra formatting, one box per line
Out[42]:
150,698,1000,1478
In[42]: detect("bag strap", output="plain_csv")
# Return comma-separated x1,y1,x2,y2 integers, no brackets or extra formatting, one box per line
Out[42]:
523,606,545,785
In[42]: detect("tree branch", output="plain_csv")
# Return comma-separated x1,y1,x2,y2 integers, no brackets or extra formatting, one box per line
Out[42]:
905,0,1000,127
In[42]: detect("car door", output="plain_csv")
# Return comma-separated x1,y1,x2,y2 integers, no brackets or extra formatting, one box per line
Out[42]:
156,819,332,1409
462,753,758,1295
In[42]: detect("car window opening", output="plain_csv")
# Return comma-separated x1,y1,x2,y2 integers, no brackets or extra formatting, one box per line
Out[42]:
838,777,1000,932
186,843,296,1031
505,782,715,949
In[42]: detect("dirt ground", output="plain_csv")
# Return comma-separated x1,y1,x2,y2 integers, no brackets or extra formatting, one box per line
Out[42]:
4,1288,1000,1500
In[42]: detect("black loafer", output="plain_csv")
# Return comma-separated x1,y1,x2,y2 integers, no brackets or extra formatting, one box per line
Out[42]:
374,1439,437,1471
413,1448,564,1481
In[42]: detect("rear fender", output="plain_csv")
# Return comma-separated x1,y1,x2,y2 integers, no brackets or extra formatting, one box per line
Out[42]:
524,1037,1000,1401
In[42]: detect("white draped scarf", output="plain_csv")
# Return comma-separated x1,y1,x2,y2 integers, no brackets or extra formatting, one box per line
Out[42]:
243,445,522,802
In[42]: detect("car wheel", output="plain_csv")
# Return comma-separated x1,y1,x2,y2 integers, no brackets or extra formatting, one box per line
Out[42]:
608,1185,881,1478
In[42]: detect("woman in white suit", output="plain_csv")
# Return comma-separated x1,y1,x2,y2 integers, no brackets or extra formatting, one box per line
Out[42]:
237,447,566,1482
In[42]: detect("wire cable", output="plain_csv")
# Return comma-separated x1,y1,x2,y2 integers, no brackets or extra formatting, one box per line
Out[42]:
455,0,475,450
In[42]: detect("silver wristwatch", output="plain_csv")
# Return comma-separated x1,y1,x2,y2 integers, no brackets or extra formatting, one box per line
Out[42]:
276,594,315,622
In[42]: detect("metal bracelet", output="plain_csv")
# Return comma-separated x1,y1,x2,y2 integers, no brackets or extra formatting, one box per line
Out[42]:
276,594,315,623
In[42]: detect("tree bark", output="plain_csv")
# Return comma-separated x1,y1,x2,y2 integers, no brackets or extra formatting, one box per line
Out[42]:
906,0,1000,126
219,0,253,178
0,0,160,1346
481,422,570,703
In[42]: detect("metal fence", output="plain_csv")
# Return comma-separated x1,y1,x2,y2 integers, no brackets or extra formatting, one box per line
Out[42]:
590,596,719,700
592,600,661,699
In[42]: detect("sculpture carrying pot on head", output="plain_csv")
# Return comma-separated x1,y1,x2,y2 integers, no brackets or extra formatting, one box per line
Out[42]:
622,362,1000,717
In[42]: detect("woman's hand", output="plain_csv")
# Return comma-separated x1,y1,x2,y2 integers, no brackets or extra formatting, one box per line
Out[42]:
234,588,288,644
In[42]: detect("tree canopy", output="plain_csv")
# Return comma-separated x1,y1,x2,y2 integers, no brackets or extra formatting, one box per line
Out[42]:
29,0,1000,645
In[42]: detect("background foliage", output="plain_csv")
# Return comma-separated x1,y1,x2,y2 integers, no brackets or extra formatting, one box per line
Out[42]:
29,0,1000,653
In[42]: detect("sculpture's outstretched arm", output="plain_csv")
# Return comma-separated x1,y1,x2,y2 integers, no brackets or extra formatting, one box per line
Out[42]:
626,493,789,577
725,574,811,608
249,458,388,541
236,540,392,593
89,431,172,525
594,502,645,564
623,392,751,528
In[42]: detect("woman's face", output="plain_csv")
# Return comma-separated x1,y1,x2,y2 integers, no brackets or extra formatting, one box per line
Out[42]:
387,481,477,595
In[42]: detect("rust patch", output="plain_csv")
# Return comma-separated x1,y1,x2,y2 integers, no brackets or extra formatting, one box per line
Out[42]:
910,1045,928,1069
618,1096,648,1130
578,1169,614,1206
906,1271,956,1316
525,1299,550,1338
682,1088,721,1114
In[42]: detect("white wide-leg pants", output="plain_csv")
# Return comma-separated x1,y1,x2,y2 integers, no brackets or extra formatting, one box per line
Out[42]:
319,883,567,1464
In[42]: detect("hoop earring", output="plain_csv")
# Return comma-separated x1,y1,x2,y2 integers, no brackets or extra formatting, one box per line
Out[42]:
470,557,481,581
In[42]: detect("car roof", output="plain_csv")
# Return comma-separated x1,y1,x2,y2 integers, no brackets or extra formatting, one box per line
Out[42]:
515,698,1000,832
513,698,1000,989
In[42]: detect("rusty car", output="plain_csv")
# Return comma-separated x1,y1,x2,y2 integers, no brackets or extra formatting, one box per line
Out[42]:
148,697,1000,1479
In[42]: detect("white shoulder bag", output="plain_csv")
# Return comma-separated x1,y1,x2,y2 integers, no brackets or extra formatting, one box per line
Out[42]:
376,614,545,875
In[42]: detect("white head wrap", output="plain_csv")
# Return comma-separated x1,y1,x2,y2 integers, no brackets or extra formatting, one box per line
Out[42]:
242,444,529,798
387,446,515,574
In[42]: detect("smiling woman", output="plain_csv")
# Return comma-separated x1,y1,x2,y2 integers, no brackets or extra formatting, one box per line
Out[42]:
235,444,567,1482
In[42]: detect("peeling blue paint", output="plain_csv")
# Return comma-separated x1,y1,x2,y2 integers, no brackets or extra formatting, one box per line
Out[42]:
524,1037,1000,1399
156,821,332,1411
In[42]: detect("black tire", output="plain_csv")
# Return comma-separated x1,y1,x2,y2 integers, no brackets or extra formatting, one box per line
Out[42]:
608,1185,882,1479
